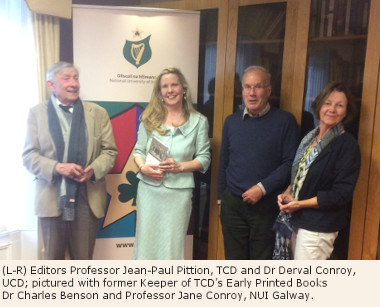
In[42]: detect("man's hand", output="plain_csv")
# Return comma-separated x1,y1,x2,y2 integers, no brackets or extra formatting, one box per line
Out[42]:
242,185,263,205
55,163,84,180
75,165,94,183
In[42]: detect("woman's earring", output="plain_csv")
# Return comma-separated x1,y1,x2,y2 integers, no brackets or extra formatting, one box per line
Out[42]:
183,92,187,101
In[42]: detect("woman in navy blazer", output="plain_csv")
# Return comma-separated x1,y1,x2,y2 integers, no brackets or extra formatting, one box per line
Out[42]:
277,82,361,260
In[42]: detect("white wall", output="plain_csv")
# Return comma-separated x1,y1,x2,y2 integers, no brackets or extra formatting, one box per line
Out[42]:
0,230,38,260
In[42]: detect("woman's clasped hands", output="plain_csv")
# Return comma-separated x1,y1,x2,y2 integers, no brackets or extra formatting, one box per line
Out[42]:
277,192,300,214
141,158,183,180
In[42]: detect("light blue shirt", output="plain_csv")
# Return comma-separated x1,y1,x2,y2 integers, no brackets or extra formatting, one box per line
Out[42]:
134,112,211,188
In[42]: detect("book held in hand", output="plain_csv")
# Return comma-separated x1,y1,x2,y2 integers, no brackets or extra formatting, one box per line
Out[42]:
145,137,168,165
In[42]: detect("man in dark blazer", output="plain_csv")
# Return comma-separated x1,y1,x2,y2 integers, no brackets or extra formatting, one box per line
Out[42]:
22,62,118,260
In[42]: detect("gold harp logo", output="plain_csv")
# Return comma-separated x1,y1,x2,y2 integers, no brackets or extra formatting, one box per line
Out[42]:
123,35,152,68
131,43,145,66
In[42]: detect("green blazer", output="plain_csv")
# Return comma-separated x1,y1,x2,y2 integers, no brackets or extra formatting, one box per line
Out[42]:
22,100,118,218
134,112,211,188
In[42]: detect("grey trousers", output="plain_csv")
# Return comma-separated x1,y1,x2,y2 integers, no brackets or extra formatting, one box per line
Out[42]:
39,200,99,260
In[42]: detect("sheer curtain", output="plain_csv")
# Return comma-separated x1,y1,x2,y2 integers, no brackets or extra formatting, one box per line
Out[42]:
0,0,38,233
0,0,59,260
32,13,60,102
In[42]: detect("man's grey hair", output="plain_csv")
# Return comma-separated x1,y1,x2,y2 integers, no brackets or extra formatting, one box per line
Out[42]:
243,65,271,85
46,62,79,82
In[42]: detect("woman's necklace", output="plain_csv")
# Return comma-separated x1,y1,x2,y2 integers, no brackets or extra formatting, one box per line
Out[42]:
166,113,184,127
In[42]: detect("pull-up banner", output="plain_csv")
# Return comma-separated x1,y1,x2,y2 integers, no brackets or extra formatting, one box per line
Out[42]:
73,5,200,259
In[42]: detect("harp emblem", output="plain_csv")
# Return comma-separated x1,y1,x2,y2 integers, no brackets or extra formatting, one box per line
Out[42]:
123,35,152,68
131,43,145,65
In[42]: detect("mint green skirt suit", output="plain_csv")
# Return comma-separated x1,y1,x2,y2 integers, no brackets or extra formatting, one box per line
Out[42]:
133,112,211,260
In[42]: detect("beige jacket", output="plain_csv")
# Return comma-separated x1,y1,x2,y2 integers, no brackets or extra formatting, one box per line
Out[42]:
22,100,118,218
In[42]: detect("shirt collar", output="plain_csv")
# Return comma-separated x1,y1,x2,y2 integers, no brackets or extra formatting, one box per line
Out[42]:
53,95,74,113
243,103,270,119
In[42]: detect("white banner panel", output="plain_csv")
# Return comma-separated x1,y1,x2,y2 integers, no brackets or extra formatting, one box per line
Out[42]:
73,5,200,102
73,5,200,260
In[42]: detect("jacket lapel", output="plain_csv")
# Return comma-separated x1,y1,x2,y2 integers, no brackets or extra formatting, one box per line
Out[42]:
84,102,95,164
310,140,334,166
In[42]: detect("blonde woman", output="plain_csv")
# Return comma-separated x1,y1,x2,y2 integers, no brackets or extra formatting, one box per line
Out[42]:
133,67,211,260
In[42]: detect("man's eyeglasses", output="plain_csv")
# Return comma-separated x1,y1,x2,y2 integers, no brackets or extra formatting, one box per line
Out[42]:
243,84,269,92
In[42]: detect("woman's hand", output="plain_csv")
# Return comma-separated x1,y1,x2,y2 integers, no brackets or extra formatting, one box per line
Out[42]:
278,196,319,213
277,192,294,208
140,164,164,180
278,192,298,213
279,201,300,213
159,158,184,173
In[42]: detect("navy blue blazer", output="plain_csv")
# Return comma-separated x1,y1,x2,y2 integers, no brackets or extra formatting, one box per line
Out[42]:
291,132,361,233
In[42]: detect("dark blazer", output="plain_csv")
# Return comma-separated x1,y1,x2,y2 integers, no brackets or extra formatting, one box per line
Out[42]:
291,132,361,233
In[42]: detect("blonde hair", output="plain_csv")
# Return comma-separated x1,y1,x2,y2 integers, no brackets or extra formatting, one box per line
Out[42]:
141,66,196,135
